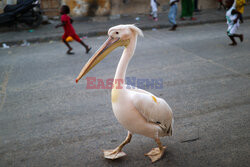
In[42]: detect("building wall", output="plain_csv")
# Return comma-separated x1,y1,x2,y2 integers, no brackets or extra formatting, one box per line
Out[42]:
0,0,16,13
62,0,219,17
1,0,248,17
61,0,110,16
41,0,61,17
110,0,151,16
110,0,218,16
199,0,218,10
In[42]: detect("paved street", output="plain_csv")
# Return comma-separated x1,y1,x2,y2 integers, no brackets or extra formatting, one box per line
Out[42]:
0,22,250,167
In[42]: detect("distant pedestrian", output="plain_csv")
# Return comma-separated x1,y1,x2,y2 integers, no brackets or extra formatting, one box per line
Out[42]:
225,0,243,46
180,0,196,20
194,0,200,12
218,0,226,10
236,0,246,23
55,5,91,55
168,0,179,31
149,0,160,21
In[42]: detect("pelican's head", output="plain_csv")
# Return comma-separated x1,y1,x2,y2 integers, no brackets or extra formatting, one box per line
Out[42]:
76,24,143,83
108,24,143,41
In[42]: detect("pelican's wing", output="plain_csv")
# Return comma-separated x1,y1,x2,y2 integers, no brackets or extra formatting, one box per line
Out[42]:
127,86,173,135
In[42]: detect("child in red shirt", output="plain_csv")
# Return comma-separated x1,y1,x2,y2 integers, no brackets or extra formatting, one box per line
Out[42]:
55,5,91,54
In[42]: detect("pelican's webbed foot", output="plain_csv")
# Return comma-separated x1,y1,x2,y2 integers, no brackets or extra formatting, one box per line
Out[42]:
103,148,126,159
103,131,132,160
145,146,166,162
145,138,166,163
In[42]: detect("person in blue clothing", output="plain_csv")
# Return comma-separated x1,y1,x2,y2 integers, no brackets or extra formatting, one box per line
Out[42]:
168,0,179,31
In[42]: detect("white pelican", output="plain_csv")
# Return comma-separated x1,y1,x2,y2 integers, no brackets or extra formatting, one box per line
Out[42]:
76,25,173,163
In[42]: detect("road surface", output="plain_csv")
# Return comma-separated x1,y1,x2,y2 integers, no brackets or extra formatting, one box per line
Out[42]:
0,22,250,167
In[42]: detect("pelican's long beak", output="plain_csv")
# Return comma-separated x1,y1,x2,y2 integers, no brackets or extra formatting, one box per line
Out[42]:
76,37,129,83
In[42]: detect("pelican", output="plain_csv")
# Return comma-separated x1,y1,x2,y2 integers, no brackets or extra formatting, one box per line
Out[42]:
76,25,173,163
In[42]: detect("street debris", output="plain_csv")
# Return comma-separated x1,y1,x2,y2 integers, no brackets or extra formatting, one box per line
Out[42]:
135,17,140,21
152,28,157,31
29,29,34,32
109,14,121,20
181,137,200,143
52,16,60,20
48,19,56,24
42,15,49,24
2,43,10,49
49,40,54,44
21,40,30,47
81,36,88,40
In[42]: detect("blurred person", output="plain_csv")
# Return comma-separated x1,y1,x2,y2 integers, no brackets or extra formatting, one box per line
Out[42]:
225,0,243,46
194,0,200,12
180,0,196,20
55,5,91,55
218,0,226,10
168,0,179,31
149,0,160,21
236,0,246,23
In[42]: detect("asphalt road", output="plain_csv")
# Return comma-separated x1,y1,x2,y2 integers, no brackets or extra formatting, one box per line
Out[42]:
0,22,250,167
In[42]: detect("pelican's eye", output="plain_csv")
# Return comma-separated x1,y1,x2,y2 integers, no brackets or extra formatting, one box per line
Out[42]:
116,32,119,34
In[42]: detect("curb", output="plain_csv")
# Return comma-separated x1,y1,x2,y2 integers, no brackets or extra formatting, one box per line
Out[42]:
1,16,250,46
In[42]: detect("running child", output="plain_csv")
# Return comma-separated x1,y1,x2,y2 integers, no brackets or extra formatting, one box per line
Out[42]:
55,5,91,54
225,0,243,46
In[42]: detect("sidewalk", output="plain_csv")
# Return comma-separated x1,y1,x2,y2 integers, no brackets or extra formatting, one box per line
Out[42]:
0,6,249,46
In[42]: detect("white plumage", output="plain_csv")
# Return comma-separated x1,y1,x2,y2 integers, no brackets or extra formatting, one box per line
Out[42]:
76,25,173,163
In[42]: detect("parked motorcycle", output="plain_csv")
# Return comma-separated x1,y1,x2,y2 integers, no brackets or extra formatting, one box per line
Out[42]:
0,0,43,28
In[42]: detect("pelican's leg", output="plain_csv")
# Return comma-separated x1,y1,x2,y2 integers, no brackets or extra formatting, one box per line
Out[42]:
145,138,166,163
103,131,132,159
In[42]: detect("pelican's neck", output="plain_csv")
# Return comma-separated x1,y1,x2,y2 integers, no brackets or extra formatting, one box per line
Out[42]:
114,35,137,81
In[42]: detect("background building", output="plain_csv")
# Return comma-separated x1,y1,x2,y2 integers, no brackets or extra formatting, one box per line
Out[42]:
0,0,249,17
44,0,219,17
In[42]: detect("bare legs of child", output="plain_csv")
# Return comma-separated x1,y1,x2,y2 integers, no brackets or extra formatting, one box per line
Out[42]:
239,13,244,23
63,40,91,54
79,40,91,54
228,34,243,46
63,40,74,54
